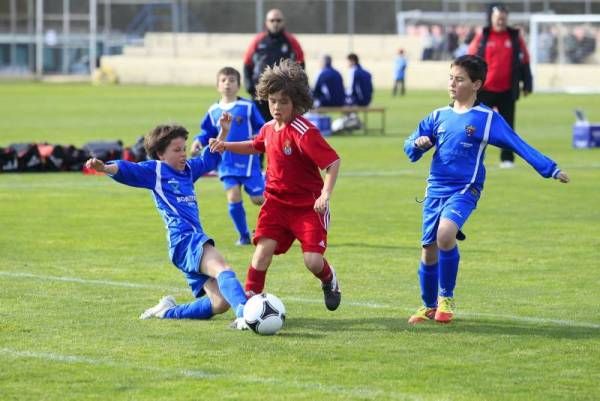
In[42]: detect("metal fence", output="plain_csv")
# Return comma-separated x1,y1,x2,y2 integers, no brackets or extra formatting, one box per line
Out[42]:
2,0,600,77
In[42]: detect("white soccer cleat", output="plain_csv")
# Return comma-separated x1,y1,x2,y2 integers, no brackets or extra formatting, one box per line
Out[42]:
229,317,249,330
139,295,176,320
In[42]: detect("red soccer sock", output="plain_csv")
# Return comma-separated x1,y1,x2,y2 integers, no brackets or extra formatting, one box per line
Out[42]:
314,259,333,284
245,266,267,295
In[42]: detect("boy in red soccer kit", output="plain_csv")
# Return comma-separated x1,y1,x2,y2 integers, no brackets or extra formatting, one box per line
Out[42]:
210,59,342,311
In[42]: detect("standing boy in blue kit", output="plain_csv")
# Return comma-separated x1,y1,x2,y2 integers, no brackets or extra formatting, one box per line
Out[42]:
191,67,266,246
404,55,569,324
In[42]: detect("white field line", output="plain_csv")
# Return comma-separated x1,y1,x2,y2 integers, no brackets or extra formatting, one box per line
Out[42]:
0,348,427,401
1,161,599,190
1,270,599,330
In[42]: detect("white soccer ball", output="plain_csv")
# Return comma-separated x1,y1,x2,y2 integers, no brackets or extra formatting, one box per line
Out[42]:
243,293,286,335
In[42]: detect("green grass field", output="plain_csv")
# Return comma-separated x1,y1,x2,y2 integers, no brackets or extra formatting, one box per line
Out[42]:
1,82,599,401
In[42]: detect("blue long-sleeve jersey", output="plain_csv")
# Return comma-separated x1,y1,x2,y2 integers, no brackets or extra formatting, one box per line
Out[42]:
108,147,220,262
313,66,345,107
195,97,264,178
404,103,561,197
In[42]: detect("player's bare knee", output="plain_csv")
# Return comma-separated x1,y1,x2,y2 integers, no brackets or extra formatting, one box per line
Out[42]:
437,222,458,250
421,244,438,265
303,252,323,272
436,233,456,250
226,187,242,203
251,252,271,270
211,296,230,315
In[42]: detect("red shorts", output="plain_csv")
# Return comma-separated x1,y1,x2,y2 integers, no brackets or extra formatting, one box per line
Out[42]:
253,198,330,255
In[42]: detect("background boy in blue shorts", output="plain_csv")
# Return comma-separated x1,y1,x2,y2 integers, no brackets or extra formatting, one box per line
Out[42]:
404,55,569,324
191,67,265,246
86,120,249,329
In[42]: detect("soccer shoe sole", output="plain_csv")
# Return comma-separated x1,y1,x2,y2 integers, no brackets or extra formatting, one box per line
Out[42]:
434,311,454,324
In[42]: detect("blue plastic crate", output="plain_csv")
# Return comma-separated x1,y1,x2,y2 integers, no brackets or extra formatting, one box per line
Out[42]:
304,113,332,136
572,123,600,148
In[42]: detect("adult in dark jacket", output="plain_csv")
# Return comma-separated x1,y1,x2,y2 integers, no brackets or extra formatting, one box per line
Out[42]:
468,3,533,168
345,53,373,107
313,55,345,107
242,8,305,120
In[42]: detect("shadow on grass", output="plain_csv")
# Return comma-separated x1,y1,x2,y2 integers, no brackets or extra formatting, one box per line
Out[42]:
329,242,414,251
283,316,599,339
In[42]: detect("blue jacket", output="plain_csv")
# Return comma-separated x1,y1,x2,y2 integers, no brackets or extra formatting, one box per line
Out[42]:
347,65,373,106
313,66,345,107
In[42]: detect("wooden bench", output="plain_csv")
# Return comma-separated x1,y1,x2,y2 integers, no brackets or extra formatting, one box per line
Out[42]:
311,106,386,135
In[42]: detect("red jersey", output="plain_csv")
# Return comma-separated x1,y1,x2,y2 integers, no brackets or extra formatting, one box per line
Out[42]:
252,115,340,207
468,30,530,93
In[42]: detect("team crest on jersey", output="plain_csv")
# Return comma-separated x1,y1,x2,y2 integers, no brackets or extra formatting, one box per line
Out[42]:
168,178,182,194
283,139,293,155
465,125,476,136
235,115,243,125
281,44,289,54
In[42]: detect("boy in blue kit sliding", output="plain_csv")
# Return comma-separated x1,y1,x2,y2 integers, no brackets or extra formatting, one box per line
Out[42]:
404,55,569,324
85,119,249,329
191,67,265,246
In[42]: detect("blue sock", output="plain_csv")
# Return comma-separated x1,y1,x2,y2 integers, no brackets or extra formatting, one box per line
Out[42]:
163,296,213,319
228,201,249,239
217,270,247,318
418,261,439,308
438,246,460,298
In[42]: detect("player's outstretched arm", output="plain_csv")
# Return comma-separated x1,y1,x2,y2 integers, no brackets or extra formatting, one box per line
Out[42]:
85,158,118,175
314,159,341,214
209,139,257,155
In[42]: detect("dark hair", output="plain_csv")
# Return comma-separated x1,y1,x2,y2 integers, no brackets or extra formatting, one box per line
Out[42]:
144,124,189,160
347,53,359,64
487,2,508,27
452,55,488,87
217,66,241,86
256,59,313,114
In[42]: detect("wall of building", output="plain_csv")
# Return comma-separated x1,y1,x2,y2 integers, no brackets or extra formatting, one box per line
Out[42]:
100,32,600,92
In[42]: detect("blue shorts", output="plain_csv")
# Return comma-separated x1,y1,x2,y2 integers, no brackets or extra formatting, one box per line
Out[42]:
221,171,265,197
421,189,480,246
170,232,215,298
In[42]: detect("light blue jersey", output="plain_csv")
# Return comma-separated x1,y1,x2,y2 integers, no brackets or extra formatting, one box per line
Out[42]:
196,97,264,178
108,148,220,271
404,103,561,197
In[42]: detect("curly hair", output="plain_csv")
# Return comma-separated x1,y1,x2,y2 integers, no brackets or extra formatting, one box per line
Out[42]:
144,124,189,160
256,59,313,114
